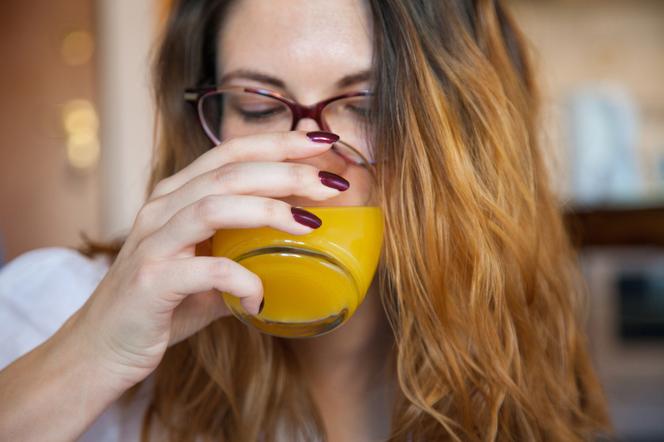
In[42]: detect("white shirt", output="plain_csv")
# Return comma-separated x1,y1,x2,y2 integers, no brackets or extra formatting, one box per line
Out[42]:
0,247,402,441
0,247,148,441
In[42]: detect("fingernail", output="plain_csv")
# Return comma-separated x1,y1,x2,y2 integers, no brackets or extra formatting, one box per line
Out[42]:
306,131,339,144
258,298,265,314
291,207,323,229
319,171,350,191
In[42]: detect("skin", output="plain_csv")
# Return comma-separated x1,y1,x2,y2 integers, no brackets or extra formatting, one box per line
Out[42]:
0,0,393,440
218,2,395,440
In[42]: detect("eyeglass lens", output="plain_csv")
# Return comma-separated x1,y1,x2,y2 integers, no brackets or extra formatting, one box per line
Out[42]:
200,90,374,166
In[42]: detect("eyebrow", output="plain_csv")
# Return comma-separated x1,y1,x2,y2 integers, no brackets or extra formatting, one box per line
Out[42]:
219,68,372,92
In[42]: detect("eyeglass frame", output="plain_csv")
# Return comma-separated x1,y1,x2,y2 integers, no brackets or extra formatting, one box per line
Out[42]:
184,85,377,167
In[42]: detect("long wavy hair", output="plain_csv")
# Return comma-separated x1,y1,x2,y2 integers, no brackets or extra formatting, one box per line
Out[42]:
80,0,611,440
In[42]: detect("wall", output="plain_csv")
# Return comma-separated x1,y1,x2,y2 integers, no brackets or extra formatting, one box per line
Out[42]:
509,0,664,202
0,1,99,262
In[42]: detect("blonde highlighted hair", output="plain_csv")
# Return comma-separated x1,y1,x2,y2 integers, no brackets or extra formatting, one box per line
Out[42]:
80,0,610,440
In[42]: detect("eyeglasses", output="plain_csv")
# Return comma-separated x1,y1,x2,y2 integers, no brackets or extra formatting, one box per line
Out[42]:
184,85,376,167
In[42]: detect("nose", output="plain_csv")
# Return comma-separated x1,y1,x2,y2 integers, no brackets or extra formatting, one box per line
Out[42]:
291,118,346,171
279,118,349,207
293,117,321,133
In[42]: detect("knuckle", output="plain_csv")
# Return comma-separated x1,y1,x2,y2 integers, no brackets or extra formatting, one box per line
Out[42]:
210,257,235,281
211,164,229,185
132,261,159,291
134,201,158,232
195,195,220,224
289,164,309,188
213,163,242,192
262,198,283,220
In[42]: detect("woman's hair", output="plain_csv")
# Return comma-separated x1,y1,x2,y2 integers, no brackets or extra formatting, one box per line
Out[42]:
81,0,611,440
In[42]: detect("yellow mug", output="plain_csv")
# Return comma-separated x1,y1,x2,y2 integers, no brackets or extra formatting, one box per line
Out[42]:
212,205,384,338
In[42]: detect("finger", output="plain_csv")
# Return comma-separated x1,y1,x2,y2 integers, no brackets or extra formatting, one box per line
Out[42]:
143,161,345,236
179,161,346,202
150,130,339,198
169,290,230,346
136,255,263,314
139,195,318,258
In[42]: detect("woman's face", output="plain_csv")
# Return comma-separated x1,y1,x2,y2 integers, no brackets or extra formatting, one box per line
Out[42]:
217,0,375,207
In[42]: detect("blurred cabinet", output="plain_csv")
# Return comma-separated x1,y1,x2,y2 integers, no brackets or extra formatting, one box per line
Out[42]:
581,247,664,440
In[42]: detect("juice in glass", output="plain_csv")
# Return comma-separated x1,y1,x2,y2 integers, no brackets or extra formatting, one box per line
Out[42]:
212,206,384,337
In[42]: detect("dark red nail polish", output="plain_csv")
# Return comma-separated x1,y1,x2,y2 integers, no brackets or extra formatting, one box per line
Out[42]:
258,298,264,314
291,207,322,229
319,171,350,191
306,131,339,144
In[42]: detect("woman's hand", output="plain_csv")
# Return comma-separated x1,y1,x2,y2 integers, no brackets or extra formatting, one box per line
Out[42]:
0,131,348,441
69,130,346,392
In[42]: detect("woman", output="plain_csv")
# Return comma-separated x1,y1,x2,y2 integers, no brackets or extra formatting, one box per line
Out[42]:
0,0,611,440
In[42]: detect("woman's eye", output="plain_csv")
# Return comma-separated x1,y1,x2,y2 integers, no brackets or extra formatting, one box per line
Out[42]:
229,102,286,121
346,104,370,118
228,102,284,121
239,107,284,120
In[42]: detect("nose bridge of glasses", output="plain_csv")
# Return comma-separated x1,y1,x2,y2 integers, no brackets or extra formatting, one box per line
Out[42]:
290,103,327,131
291,98,329,130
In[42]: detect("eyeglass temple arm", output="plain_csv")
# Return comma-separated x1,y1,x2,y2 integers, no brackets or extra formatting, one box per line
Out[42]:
184,86,219,102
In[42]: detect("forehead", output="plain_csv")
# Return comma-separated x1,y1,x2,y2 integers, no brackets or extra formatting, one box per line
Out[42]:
217,0,373,97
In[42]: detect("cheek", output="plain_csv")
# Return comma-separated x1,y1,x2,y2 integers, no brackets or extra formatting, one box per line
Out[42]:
338,166,376,206
279,159,375,208
219,121,239,142
304,153,376,206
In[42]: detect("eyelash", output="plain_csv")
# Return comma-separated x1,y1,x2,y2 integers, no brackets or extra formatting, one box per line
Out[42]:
236,106,285,121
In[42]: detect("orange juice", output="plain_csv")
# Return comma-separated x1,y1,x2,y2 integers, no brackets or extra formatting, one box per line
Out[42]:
212,206,384,337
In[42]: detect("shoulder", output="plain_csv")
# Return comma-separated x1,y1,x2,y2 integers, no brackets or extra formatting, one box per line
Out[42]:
0,246,110,285
0,247,110,369
0,248,148,441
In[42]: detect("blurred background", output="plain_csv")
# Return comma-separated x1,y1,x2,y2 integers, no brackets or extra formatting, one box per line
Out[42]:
0,0,662,440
